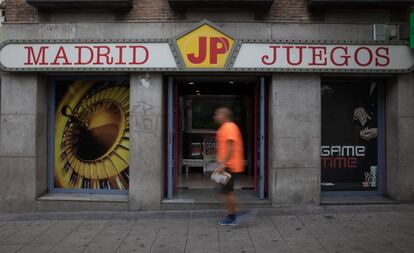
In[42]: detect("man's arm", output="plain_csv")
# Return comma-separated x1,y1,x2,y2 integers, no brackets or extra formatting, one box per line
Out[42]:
216,140,234,173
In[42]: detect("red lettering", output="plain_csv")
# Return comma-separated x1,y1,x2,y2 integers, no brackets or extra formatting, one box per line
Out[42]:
283,46,306,66
187,37,207,64
321,157,331,168
375,47,390,67
129,45,149,65
24,46,49,65
262,46,279,65
93,46,114,65
348,157,357,168
354,47,373,67
51,46,71,65
209,37,229,64
330,46,350,66
321,157,358,169
74,46,94,65
308,46,327,66
115,45,127,65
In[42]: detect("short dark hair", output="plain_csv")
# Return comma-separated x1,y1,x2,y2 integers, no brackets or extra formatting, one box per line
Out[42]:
215,107,233,120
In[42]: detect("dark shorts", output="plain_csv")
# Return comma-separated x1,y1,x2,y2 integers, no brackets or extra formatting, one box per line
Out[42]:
221,168,235,194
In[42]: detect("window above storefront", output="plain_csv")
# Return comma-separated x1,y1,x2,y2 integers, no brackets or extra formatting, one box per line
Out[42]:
26,0,133,11
168,0,274,11
309,0,414,9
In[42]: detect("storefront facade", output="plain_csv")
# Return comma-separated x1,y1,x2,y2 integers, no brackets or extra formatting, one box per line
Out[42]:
1,1,414,212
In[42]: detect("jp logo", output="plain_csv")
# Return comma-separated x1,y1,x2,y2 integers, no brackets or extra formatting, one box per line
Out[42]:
187,36,230,65
176,22,234,69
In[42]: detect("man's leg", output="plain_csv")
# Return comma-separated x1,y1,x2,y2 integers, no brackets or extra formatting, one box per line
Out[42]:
219,171,238,225
225,192,236,215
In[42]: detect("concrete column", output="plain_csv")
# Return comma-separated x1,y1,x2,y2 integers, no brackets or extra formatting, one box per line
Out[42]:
270,73,321,205
129,73,164,210
0,73,44,212
386,74,414,201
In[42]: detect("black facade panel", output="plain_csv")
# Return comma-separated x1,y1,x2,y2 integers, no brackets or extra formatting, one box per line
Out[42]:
309,0,414,9
168,0,274,11
26,0,133,10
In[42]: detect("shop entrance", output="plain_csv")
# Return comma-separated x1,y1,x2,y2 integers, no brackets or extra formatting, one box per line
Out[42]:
166,76,268,202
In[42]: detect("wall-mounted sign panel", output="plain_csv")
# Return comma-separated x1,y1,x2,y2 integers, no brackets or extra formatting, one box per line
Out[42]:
175,21,235,70
1,21,414,74
232,43,414,72
0,41,178,71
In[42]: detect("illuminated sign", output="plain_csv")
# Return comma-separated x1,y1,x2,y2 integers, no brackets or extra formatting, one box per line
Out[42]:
175,21,234,69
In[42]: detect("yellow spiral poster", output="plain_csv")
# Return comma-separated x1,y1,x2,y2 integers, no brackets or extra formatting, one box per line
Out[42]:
54,80,129,190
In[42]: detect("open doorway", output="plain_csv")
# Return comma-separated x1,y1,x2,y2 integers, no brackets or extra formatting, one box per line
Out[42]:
166,76,267,202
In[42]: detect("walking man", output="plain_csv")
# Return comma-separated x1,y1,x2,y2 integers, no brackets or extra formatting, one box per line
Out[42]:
214,107,244,225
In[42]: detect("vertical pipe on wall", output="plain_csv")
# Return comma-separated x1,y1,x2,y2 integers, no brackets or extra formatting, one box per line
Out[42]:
259,77,265,199
167,77,174,199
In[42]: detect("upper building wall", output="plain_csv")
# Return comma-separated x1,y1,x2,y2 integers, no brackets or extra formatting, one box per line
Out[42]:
3,0,411,23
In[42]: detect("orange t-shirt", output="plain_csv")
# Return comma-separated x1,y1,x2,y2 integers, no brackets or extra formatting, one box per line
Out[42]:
216,122,244,173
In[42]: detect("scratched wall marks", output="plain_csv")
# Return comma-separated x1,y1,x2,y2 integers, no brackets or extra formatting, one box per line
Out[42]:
132,100,161,137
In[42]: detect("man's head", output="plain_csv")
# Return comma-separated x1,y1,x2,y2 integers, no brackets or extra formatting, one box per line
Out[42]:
214,107,233,125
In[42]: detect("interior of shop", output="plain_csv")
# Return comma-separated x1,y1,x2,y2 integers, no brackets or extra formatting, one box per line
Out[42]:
172,76,262,202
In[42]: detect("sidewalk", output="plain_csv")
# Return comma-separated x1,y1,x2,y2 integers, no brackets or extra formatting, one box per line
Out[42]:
0,204,413,253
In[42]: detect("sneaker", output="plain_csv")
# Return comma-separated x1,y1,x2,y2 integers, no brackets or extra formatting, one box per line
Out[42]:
219,215,238,226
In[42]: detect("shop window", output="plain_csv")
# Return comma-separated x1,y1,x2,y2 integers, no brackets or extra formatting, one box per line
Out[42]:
50,78,129,192
321,79,383,192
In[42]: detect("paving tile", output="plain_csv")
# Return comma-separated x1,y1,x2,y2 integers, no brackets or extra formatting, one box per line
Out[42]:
31,220,83,244
248,216,290,253
327,213,403,253
92,230,130,244
271,215,328,253
48,241,88,253
218,222,255,253
351,212,414,253
151,218,189,253
185,218,219,253
83,242,121,253
130,219,162,232
16,243,54,253
0,243,23,253
0,221,37,242
104,219,135,231
0,205,414,253
119,219,162,253
117,242,151,253
2,220,59,244
297,214,365,253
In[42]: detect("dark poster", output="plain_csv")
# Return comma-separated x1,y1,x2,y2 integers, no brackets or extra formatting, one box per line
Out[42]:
321,81,378,191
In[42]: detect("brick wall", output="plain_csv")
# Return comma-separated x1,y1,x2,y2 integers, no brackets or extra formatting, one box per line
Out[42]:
5,0,38,22
3,0,410,23
5,0,312,23
121,0,184,21
260,0,311,22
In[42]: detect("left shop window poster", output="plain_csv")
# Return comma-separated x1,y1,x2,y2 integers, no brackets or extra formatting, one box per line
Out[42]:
54,79,130,190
